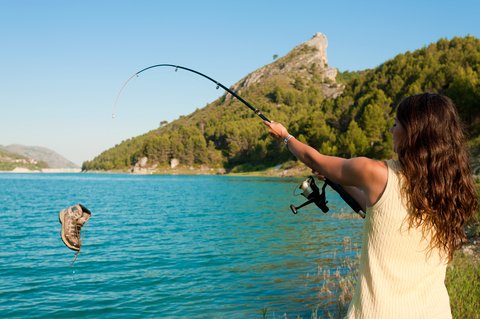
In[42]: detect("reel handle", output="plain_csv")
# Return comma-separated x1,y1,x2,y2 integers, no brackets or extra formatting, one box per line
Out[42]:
290,199,315,214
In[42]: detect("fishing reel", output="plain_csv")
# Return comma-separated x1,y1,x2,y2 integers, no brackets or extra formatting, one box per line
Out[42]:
290,176,366,218
290,176,329,214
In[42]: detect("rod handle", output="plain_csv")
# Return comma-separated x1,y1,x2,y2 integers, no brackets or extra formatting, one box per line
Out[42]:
325,178,366,218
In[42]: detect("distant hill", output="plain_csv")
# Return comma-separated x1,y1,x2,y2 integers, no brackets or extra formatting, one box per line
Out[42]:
0,145,79,169
82,34,480,173
0,147,48,171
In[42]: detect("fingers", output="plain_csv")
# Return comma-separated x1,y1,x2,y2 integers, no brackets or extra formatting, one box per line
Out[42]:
263,120,277,137
263,120,288,140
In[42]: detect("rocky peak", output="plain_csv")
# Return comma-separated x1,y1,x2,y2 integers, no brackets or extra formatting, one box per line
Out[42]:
304,32,329,67
230,32,339,96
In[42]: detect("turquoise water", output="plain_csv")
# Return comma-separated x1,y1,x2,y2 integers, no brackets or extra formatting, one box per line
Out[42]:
0,173,363,318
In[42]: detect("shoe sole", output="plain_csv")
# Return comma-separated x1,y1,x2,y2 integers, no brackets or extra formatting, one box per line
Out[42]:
59,209,80,251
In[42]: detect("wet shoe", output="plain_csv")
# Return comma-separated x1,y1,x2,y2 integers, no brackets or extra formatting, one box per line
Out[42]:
59,204,92,251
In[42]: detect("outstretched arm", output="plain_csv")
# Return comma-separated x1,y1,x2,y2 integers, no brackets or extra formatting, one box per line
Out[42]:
264,121,387,207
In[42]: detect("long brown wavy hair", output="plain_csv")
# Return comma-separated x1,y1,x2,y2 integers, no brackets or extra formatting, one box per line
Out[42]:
395,93,477,262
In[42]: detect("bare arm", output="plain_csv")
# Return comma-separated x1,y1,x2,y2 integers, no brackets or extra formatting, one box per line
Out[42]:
264,121,387,206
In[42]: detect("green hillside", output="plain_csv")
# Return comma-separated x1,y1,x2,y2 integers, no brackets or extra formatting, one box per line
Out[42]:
82,36,480,173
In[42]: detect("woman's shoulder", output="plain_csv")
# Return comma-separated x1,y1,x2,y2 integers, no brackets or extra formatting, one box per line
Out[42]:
366,158,388,185
350,157,388,175
349,157,389,206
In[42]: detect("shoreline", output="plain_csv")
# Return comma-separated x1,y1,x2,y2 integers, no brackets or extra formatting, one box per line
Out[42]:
0,162,311,177
0,166,311,178
0,167,81,173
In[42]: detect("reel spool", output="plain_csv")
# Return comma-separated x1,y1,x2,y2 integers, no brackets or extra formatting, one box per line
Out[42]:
290,176,329,214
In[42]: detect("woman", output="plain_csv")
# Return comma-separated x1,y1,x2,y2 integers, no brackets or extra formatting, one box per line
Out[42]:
264,93,477,318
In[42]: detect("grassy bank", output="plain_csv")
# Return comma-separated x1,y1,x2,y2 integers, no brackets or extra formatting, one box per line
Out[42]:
446,251,480,319
446,186,480,319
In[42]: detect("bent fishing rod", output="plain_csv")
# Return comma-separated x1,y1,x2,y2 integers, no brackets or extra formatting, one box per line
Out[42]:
114,64,365,218
113,64,269,122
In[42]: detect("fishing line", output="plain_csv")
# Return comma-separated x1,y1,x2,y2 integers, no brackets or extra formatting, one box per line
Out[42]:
112,73,138,119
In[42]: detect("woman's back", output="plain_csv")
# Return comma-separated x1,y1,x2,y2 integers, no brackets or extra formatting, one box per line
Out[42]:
346,160,451,319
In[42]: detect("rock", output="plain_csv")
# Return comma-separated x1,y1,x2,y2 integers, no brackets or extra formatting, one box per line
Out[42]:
138,157,148,167
170,158,179,169
231,32,340,95
131,156,155,174
303,32,329,67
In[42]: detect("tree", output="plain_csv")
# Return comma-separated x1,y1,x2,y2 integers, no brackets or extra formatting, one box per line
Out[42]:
340,120,369,157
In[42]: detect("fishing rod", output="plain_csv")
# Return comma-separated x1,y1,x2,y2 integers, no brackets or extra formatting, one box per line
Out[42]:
112,64,269,122
113,64,365,218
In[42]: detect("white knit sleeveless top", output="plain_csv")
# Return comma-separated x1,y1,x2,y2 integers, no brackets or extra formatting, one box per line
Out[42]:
345,160,451,319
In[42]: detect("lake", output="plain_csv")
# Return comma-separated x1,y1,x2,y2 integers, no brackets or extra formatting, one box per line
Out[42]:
0,173,363,318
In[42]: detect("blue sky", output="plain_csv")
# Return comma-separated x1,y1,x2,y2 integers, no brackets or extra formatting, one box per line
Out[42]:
1,0,479,165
